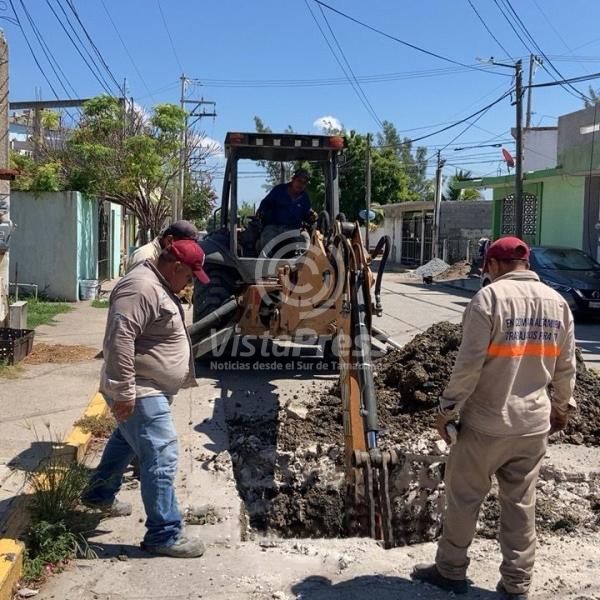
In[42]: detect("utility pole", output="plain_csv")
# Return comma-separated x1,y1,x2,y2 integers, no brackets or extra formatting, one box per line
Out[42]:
526,54,538,129
515,59,524,239
432,150,445,259
121,78,128,143
176,74,217,222
365,133,371,251
488,57,524,238
0,34,10,325
176,73,187,222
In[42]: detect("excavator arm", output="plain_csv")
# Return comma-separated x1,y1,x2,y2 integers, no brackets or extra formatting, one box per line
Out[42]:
335,224,397,548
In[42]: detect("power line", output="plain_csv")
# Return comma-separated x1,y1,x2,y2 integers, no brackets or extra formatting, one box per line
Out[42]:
501,0,587,99
532,0,587,74
55,0,117,93
17,0,77,99
375,88,514,148
495,0,588,101
63,0,121,93
304,0,382,128
99,0,155,100
314,0,510,77
491,0,531,54
529,70,600,89
466,0,515,61
46,0,114,95
156,0,184,73
8,0,62,100
315,1,383,128
134,80,180,100
199,66,482,88
439,103,497,153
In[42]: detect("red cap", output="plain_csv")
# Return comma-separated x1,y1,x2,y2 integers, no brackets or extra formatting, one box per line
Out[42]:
169,239,210,284
486,236,530,262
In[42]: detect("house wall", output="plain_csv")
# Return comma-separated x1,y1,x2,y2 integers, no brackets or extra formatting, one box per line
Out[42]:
557,105,600,174
491,177,585,249
439,201,492,239
523,128,557,172
10,191,80,300
380,201,492,264
539,176,584,249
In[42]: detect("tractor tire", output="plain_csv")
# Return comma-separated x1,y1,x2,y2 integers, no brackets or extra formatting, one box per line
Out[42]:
193,267,237,324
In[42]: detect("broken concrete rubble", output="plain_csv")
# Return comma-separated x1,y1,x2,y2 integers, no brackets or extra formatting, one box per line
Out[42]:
226,322,600,545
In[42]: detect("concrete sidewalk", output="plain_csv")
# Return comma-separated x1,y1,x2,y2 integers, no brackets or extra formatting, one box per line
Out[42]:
0,300,108,532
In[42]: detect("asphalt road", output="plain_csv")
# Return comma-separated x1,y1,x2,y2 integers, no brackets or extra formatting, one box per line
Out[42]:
379,275,600,369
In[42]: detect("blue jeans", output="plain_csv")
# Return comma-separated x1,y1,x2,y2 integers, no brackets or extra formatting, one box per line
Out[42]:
83,394,182,547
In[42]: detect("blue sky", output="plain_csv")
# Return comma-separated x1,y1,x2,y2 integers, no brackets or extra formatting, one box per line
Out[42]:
5,0,600,204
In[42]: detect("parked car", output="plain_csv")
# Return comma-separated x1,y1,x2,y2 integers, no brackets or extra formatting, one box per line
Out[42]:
481,246,600,317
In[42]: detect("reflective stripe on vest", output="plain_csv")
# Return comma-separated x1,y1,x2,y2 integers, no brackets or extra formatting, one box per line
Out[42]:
487,342,560,358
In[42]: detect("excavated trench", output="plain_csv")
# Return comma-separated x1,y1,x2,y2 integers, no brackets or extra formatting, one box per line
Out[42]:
226,323,600,545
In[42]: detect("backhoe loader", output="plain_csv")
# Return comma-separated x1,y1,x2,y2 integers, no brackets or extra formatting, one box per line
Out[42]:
188,132,398,546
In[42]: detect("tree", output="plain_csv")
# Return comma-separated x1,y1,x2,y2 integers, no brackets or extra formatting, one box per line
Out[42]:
61,96,217,242
11,150,62,192
376,120,430,199
238,201,256,221
444,169,482,201
252,117,433,221
182,172,218,229
584,86,600,107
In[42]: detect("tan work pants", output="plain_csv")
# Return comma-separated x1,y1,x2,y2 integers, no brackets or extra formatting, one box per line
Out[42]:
436,425,547,595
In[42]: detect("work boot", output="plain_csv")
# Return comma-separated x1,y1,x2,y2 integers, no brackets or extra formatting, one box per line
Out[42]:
496,581,529,599
82,498,132,517
411,563,468,595
141,534,206,558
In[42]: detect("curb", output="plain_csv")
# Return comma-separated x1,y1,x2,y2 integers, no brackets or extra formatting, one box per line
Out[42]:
0,392,108,599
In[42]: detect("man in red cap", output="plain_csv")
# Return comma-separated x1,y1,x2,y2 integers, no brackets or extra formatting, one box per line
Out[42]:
413,236,576,599
82,240,210,558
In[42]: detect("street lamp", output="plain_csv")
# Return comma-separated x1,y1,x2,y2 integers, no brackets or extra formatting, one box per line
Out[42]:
453,143,503,151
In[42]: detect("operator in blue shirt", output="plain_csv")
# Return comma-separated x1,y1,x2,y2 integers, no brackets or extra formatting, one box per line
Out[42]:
257,168,316,256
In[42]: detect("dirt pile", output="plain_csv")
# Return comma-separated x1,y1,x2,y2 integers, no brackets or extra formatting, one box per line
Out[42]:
280,321,462,453
24,343,99,364
564,350,600,445
229,322,600,545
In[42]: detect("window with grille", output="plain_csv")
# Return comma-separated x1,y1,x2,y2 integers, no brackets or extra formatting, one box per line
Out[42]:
501,193,538,236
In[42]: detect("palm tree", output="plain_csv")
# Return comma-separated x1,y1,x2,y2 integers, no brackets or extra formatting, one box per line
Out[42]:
444,169,481,201
584,86,600,108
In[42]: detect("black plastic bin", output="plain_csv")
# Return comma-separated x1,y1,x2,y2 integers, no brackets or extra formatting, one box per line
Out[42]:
0,327,35,365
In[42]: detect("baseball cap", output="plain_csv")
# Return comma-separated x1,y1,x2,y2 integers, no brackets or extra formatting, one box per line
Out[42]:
169,239,210,284
486,236,530,262
163,220,199,240
293,168,311,181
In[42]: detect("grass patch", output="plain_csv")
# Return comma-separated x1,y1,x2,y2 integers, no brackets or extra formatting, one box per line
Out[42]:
74,414,116,438
91,298,109,309
21,448,97,584
23,519,96,583
21,298,73,329
0,360,23,378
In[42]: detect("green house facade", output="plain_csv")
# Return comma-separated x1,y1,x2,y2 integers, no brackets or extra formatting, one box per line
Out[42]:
469,169,585,249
